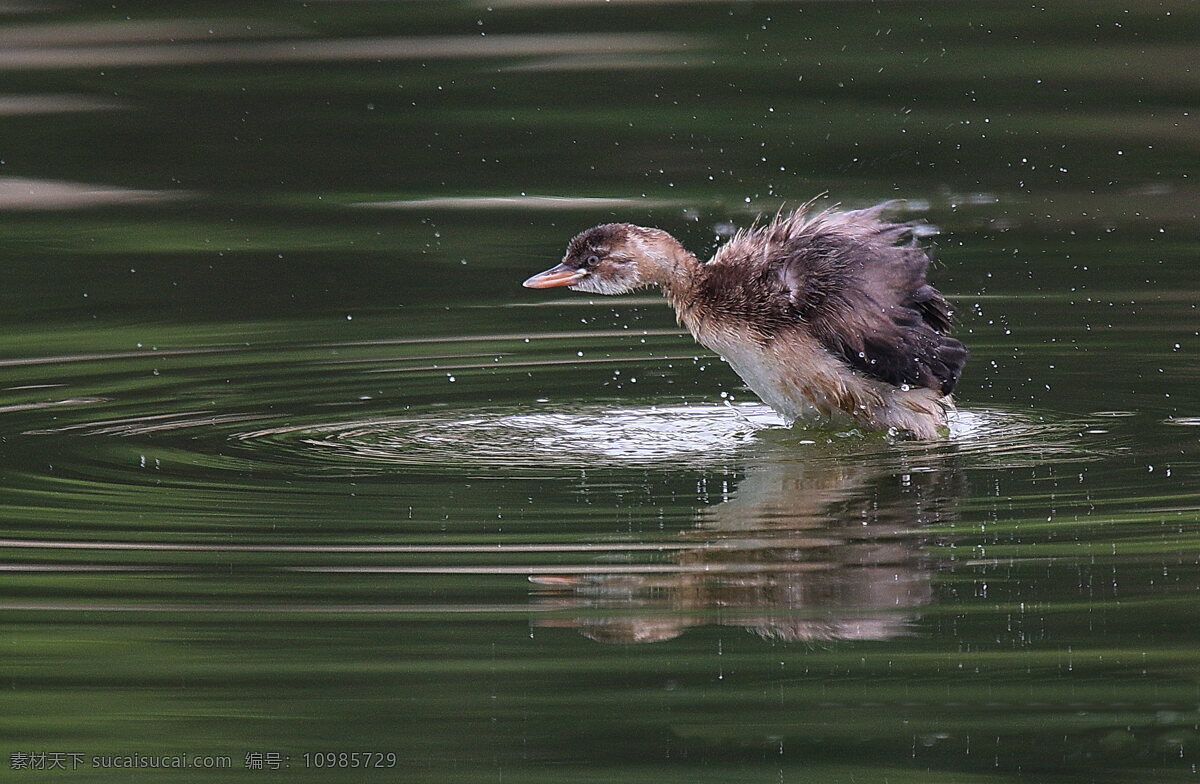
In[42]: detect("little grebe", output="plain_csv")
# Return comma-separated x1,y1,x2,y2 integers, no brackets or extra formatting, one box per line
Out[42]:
522,203,967,438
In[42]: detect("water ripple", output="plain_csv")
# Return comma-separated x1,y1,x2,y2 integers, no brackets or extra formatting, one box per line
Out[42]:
221,403,1105,472
233,403,784,469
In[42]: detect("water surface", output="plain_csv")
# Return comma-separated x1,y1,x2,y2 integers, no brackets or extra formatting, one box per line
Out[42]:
2,2,1199,782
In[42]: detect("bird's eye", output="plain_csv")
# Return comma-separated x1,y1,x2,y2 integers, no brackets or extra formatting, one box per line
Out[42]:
585,254,600,266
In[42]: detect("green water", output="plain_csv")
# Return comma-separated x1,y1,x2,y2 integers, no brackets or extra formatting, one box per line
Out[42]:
2,2,1198,782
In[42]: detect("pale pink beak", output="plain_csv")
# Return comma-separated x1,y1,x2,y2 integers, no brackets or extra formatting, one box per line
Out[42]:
522,263,587,289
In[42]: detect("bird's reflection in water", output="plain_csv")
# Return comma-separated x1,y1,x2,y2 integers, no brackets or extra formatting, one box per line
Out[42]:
532,449,963,643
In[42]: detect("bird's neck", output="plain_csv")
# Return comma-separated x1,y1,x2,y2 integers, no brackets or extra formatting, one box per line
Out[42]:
660,257,705,321
630,229,704,309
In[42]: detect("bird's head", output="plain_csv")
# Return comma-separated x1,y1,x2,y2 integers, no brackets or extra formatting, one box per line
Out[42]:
523,223,676,295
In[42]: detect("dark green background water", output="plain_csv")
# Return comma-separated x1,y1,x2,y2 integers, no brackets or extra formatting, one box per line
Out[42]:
2,2,1198,782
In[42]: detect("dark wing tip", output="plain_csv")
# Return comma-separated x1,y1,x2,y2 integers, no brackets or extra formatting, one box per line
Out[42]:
931,335,968,395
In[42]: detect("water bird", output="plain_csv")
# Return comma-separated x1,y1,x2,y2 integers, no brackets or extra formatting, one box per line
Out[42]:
522,202,967,438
